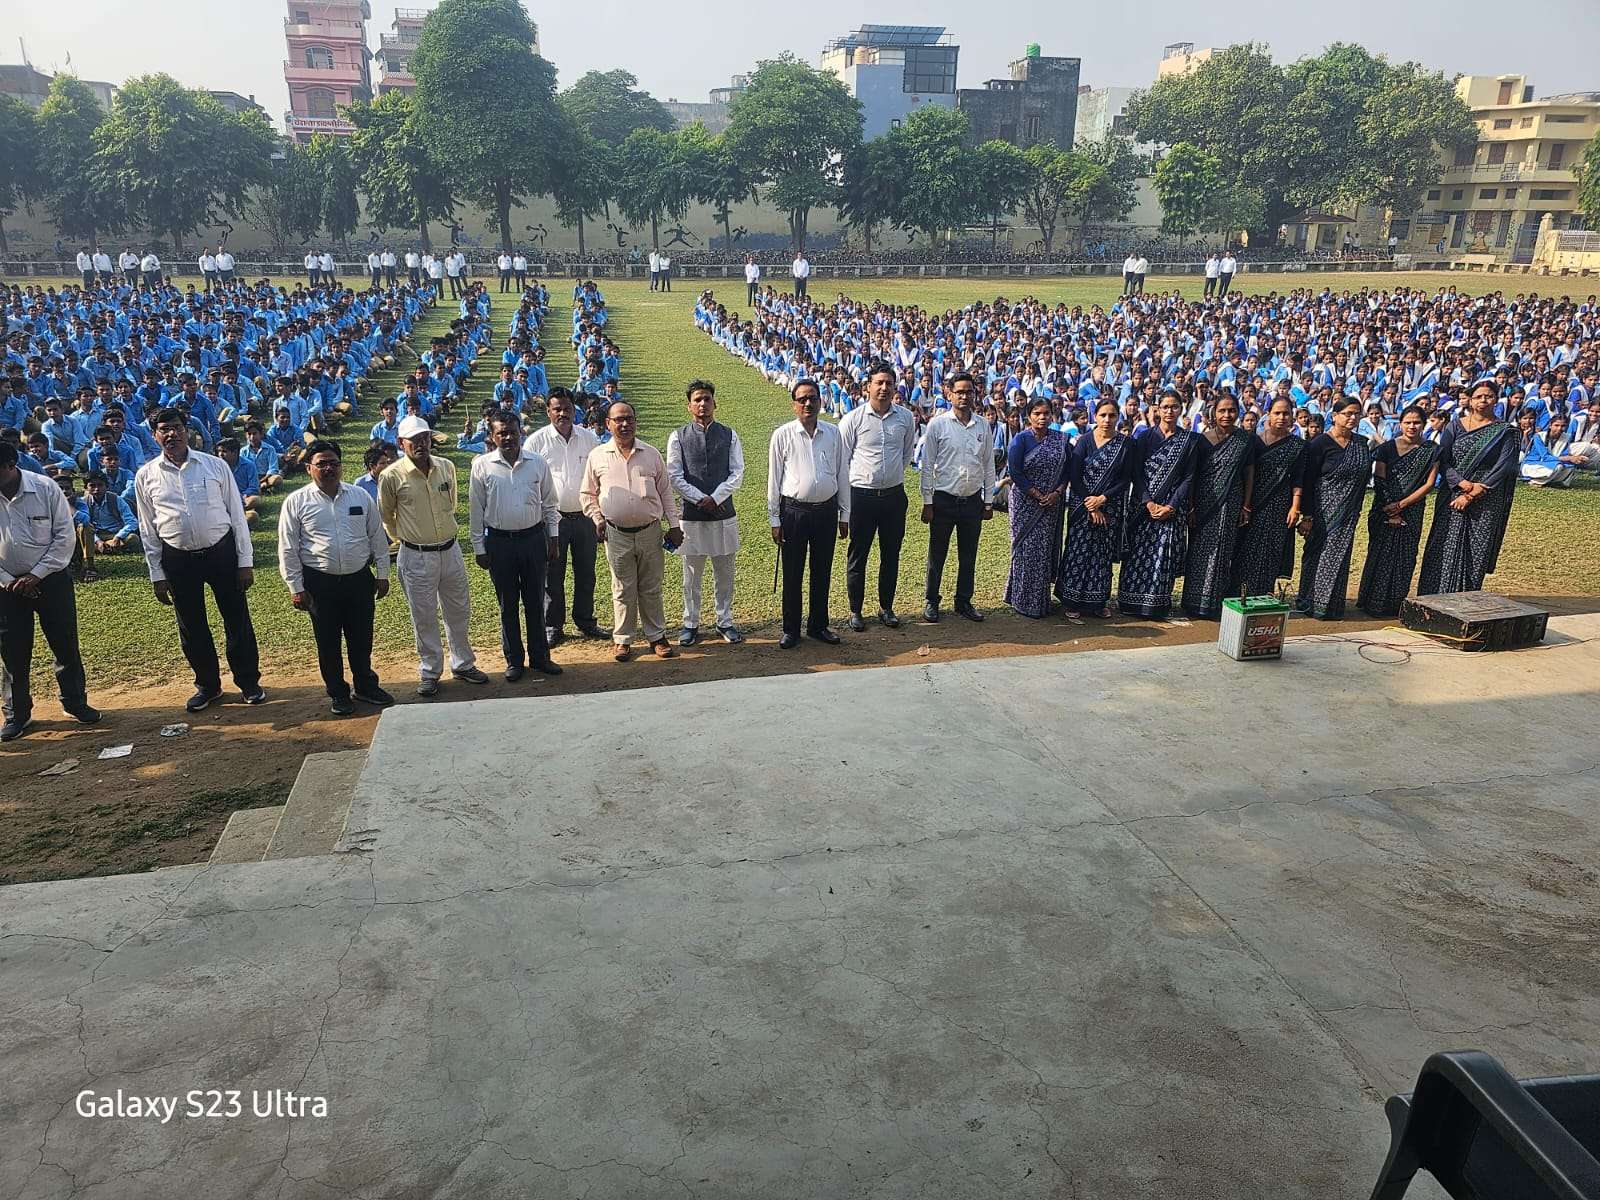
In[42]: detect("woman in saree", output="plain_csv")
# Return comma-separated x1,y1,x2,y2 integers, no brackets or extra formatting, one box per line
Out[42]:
1357,404,1440,617
1417,378,1520,596
1004,399,1071,618
1180,393,1256,619
1295,396,1374,619
1117,390,1200,620
1057,397,1133,617
1230,395,1304,597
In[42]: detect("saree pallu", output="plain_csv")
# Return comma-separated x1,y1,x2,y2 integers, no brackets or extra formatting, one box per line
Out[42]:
1118,431,1196,620
1004,432,1070,617
1057,435,1130,613
1181,430,1252,619
1418,422,1518,596
1230,435,1303,597
1298,435,1374,619
1356,443,1438,616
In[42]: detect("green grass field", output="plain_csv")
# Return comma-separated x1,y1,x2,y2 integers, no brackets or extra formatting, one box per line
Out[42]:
25,270,1600,691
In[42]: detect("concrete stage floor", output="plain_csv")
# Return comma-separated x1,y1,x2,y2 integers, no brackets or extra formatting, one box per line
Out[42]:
4,617,1597,1199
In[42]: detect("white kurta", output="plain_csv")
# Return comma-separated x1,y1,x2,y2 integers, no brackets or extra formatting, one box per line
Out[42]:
666,425,745,559
680,515,740,558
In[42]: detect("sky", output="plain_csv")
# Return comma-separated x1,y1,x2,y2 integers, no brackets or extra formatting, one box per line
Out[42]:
12,0,1599,131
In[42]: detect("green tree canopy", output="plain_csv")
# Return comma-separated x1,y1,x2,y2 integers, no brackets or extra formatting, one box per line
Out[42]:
1017,142,1097,256
91,75,274,254
836,137,906,255
549,130,612,257
677,123,756,251
346,90,456,250
36,76,116,243
307,135,360,249
613,127,692,250
1579,129,1600,227
966,140,1029,253
1152,141,1221,243
242,142,324,256
886,106,974,244
411,0,564,251
0,94,41,256
1075,134,1146,226
559,69,674,148
725,53,862,251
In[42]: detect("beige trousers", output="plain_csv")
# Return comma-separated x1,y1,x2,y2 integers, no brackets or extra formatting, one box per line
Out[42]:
603,525,666,645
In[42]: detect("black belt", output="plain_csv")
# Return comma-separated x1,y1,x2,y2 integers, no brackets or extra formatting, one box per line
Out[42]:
400,537,456,552
486,526,542,539
851,484,904,497
781,496,837,511
559,510,585,520
934,489,984,503
161,533,232,559
605,519,654,533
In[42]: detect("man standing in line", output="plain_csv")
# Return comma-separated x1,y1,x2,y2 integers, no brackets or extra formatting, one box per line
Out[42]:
118,248,140,285
318,248,336,287
496,249,513,294
839,360,916,631
1133,252,1149,295
648,248,661,292
135,407,265,712
791,250,811,299
579,402,682,662
305,248,321,288
445,248,465,299
768,379,848,649
919,372,994,624
666,380,744,647
0,442,100,741
525,389,606,646
378,414,488,696
1122,252,1138,296
745,255,761,306
469,411,563,681
659,251,672,292
511,250,527,292
367,247,383,288
199,247,219,292
216,246,235,284
92,247,113,287
1218,249,1238,298
381,245,398,287
1203,252,1220,299
76,247,95,290
405,247,422,287
277,439,395,717
140,249,162,291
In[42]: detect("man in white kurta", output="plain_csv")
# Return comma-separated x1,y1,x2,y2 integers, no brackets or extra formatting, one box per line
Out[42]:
666,380,745,645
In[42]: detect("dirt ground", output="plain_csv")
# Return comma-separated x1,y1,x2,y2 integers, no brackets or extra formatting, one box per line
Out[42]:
3,596,1591,886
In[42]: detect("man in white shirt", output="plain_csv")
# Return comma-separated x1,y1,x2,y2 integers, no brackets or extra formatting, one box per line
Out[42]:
405,248,422,286
277,438,393,715
496,250,513,293
75,247,95,290
0,442,100,741
658,252,672,293
1203,253,1220,299
469,411,562,680
426,253,444,297
305,250,321,287
511,251,527,291
667,380,745,646
1122,254,1139,296
318,250,336,285
839,360,917,630
135,406,264,712
215,248,235,283
919,372,995,623
525,389,606,645
648,249,661,291
380,246,398,286
745,255,761,306
140,250,162,290
118,249,140,284
791,252,811,299
1218,251,1238,298
92,247,113,286
367,249,383,287
768,378,847,648
199,248,219,292
444,249,464,298
1133,254,1149,294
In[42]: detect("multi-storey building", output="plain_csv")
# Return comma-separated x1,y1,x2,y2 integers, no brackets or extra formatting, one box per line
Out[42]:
664,76,748,135
820,25,960,140
375,7,427,94
283,0,372,142
1157,42,1212,79
957,48,1080,150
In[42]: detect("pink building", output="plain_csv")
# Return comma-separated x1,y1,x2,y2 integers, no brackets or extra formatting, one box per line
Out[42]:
283,0,372,143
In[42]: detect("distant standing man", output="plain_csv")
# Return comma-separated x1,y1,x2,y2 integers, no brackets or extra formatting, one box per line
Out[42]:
1122,253,1139,296
791,251,811,299
381,245,398,286
658,252,672,292
666,380,745,646
495,249,512,293
277,439,395,716
1133,253,1149,294
378,414,488,696
745,255,761,306
469,411,563,681
199,247,219,292
135,406,264,711
768,379,848,649
511,250,527,291
1218,249,1238,298
216,246,236,284
1203,252,1220,299
445,249,464,298
919,372,995,624
318,249,336,286
118,248,140,285
0,442,100,741
305,249,321,287
405,248,422,286
76,247,95,290
839,359,916,630
139,249,162,291
579,402,683,662
92,247,113,286
525,389,606,646
648,249,662,292
367,248,383,287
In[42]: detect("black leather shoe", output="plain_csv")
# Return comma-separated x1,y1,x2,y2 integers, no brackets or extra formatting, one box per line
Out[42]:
0,715,32,742
530,660,563,676
186,688,222,712
504,664,525,682
847,613,866,632
955,603,985,623
64,704,102,725
576,623,610,639
879,609,902,628
778,632,800,649
922,603,940,623
809,627,841,645
330,696,356,716
353,687,395,707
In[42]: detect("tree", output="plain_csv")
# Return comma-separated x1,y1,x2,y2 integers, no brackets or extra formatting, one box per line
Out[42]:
967,140,1029,254
725,53,862,251
411,0,564,251
1152,141,1221,245
559,69,674,148
678,124,756,250
36,76,116,244
308,135,360,249
1205,184,1266,244
887,106,975,245
613,127,690,250
1075,134,1145,227
346,90,456,250
1017,142,1096,256
91,75,274,254
836,137,904,254
242,143,324,255
0,95,41,256
549,129,612,257
1580,129,1600,227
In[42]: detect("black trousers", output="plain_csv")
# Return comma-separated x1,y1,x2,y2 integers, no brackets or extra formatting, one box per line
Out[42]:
302,565,378,700
747,281,758,306
0,569,87,721
1122,271,1134,295
499,269,511,293
409,267,422,286
925,490,984,608
846,485,907,615
486,529,552,668
649,270,659,291
1203,276,1217,297
661,271,671,292
161,533,260,693
448,275,462,298
545,511,598,631
81,270,96,289
794,277,808,299
779,497,837,636
386,266,397,285
1217,271,1234,298
514,270,525,290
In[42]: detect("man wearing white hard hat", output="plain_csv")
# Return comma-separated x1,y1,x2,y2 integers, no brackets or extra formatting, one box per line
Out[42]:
377,415,487,696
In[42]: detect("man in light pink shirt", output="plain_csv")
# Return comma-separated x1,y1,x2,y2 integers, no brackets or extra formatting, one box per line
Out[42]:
579,402,683,661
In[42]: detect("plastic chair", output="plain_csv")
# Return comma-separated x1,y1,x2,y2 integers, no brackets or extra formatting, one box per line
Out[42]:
1369,1051,1600,1199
